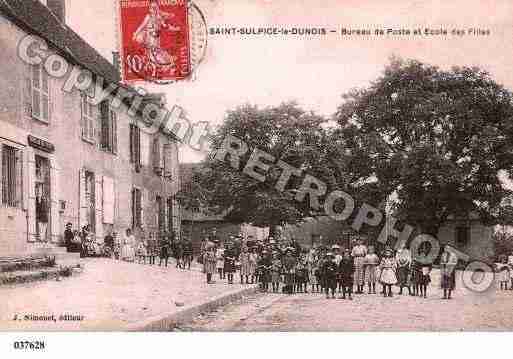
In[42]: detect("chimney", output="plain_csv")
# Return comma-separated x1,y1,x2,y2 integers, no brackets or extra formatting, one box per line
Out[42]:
46,0,66,23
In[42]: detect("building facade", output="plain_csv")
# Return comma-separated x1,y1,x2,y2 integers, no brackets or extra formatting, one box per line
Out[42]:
0,0,181,258
180,163,267,252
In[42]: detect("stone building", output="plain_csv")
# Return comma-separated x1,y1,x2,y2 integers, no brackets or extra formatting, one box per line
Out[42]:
0,0,181,259
180,163,267,253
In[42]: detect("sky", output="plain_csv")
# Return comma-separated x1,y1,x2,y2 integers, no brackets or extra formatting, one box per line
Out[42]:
65,0,513,164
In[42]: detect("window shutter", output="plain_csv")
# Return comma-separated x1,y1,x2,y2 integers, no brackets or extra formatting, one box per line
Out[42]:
95,175,103,239
111,111,118,154
80,96,85,137
163,144,173,179
135,127,141,167
32,65,41,119
129,125,135,163
79,169,88,230
100,101,110,150
46,71,52,122
152,137,161,173
132,188,137,228
15,149,23,208
23,64,32,118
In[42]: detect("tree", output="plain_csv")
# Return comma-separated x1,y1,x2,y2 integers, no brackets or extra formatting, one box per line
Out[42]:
333,58,513,233
196,102,327,234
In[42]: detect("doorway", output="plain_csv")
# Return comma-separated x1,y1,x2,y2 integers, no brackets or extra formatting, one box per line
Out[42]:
35,155,50,242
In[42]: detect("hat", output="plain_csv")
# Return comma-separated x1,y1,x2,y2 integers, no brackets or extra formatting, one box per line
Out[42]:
326,252,334,257
331,244,340,250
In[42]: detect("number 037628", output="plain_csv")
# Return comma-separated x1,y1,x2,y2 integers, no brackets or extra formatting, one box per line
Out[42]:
13,341,45,350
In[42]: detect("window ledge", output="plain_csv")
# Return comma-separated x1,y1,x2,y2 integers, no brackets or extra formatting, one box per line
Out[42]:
31,116,50,125
81,137,96,145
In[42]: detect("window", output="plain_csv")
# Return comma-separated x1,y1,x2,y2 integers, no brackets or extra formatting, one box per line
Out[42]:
1,145,23,208
456,226,470,247
100,101,117,154
129,124,141,167
81,94,96,142
30,64,50,122
131,187,142,228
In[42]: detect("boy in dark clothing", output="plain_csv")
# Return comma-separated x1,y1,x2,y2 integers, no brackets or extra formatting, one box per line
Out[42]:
322,253,338,299
338,249,355,300
159,233,170,267
258,251,271,292
183,238,194,270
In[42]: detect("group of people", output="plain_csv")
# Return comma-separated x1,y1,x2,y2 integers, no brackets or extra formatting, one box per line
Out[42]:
200,233,467,301
63,223,194,269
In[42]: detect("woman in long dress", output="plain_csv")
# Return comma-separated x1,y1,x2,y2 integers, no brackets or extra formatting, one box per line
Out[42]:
440,245,458,299
364,245,380,294
239,246,252,284
351,239,368,294
121,228,136,262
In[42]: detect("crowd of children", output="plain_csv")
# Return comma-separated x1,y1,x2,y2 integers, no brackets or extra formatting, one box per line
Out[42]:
200,234,513,300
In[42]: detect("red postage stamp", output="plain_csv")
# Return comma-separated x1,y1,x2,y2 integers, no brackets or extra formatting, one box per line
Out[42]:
119,0,191,83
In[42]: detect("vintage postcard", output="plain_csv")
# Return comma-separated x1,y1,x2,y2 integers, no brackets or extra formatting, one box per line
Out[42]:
1,0,513,353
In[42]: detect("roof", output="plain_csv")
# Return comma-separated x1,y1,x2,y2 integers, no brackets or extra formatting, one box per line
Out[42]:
0,0,119,83
0,0,181,142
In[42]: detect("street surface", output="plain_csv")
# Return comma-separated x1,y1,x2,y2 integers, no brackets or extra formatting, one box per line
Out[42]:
181,271,513,331
0,258,252,331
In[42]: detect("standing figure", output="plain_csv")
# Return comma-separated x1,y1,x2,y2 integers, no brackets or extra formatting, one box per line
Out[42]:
80,225,90,258
271,253,282,293
147,232,157,265
159,232,170,267
136,237,147,264
351,239,368,294
508,252,513,290
322,252,338,299
216,242,225,280
496,255,510,291
182,237,194,270
333,245,343,293
364,245,380,294
122,228,136,262
172,237,182,269
295,258,308,293
258,250,271,292
338,249,355,300
282,249,297,294
224,243,236,284
249,248,258,284
410,247,431,298
440,245,458,299
307,248,319,293
395,243,412,295
203,246,217,284
379,248,397,297
35,189,49,242
239,246,252,284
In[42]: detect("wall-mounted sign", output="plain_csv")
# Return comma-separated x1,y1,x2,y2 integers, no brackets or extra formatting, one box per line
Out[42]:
28,135,55,153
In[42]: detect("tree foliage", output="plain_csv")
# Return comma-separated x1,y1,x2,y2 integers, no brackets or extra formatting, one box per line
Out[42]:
333,58,513,230
196,102,327,228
